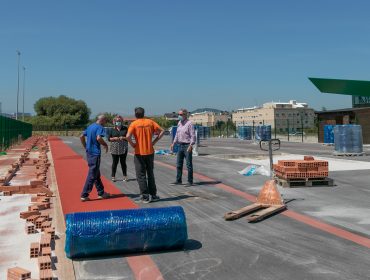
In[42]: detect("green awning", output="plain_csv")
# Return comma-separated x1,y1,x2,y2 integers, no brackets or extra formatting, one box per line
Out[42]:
309,77,370,97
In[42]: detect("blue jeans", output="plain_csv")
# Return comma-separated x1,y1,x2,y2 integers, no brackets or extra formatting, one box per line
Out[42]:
176,144,193,184
81,153,105,198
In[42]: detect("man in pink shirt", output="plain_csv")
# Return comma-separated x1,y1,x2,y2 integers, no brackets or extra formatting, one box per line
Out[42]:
170,109,196,186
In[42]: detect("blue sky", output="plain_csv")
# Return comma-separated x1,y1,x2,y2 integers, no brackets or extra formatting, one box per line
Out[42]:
1,0,370,117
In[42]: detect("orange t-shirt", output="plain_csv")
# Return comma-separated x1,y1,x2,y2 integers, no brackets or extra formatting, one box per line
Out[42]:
128,118,161,155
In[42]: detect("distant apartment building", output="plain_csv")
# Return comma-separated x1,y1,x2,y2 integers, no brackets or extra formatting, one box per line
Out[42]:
232,100,315,132
189,111,230,126
164,112,178,121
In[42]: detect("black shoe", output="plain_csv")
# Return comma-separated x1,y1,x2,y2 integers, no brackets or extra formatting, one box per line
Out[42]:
98,192,111,199
151,195,160,202
139,195,151,204
184,182,194,187
170,181,182,186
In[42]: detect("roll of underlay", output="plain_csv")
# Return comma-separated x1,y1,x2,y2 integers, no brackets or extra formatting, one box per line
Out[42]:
65,206,188,258
334,125,363,154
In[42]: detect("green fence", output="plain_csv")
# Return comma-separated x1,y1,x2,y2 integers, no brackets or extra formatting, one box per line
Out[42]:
0,115,32,151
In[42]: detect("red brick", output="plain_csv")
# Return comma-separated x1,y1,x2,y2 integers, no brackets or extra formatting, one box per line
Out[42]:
39,269,53,280
30,242,39,258
41,246,52,257
40,234,51,249
25,223,36,234
20,210,41,219
44,228,55,240
41,221,52,231
30,180,43,187
7,266,31,280
38,256,51,270
26,215,40,223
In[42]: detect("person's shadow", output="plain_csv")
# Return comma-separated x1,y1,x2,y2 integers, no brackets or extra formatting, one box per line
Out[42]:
156,194,197,202
87,193,129,201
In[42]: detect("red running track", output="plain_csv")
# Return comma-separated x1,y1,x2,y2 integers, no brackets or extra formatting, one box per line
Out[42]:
48,136,163,280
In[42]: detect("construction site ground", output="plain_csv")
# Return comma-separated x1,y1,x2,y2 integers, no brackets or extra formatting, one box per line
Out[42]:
2,136,370,280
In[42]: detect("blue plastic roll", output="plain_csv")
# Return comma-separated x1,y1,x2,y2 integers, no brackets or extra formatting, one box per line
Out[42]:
255,125,272,141
324,125,334,144
238,126,252,140
334,125,363,154
65,206,188,258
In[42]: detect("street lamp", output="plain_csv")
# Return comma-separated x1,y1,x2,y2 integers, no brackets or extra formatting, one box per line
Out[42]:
22,66,26,121
16,50,21,120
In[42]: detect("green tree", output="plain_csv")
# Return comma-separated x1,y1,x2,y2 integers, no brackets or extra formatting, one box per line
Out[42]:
151,117,177,129
31,95,90,128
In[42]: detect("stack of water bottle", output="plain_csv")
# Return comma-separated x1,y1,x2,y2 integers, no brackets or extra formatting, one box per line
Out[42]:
255,125,272,141
238,126,252,140
323,125,334,144
333,125,363,154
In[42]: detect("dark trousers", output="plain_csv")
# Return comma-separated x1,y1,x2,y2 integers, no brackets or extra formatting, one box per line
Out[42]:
81,153,105,198
134,153,157,196
111,152,128,177
176,144,193,184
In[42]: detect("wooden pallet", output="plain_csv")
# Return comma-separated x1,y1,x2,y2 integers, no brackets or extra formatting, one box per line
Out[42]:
333,152,365,157
275,177,334,188
224,203,286,222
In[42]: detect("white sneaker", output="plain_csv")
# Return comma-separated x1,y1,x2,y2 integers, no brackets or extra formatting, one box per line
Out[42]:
123,176,128,182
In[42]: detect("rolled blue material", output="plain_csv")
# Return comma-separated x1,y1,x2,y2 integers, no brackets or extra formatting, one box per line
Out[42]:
255,125,272,141
324,125,334,144
65,206,188,258
334,125,363,153
238,126,252,140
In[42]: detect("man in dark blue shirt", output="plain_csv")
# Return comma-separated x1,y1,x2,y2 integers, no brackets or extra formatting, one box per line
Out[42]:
80,115,110,201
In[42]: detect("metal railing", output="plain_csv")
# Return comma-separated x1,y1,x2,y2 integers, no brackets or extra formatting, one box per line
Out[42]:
194,118,319,143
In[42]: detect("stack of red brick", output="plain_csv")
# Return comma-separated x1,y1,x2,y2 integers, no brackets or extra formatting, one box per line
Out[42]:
5,137,54,280
0,136,53,196
273,156,329,180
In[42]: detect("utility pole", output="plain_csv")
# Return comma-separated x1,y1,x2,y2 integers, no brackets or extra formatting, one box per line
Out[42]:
22,66,26,121
16,50,21,120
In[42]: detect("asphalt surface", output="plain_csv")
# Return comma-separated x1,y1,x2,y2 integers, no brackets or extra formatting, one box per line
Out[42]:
62,136,370,280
